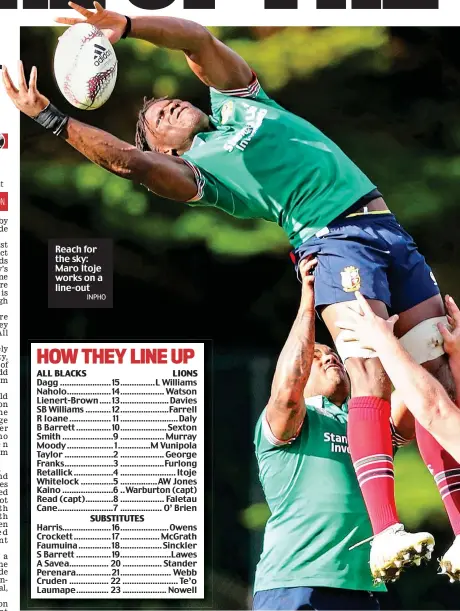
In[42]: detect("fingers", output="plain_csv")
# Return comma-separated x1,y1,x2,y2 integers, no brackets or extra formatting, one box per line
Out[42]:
387,314,399,326
17,60,27,92
55,17,84,25
445,295,460,324
438,322,452,342
94,1,104,11
345,301,364,317
299,257,317,276
68,1,94,17
336,320,357,333
335,329,358,343
29,66,38,94
354,291,373,315
1,65,19,95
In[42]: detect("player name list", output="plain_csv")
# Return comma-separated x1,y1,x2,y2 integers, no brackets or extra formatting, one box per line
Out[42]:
30,343,205,599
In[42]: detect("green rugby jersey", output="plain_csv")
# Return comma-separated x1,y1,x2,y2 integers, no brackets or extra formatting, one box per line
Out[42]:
253,395,386,594
182,76,376,247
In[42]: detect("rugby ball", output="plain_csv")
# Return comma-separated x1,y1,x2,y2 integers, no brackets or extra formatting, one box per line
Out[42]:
54,23,118,110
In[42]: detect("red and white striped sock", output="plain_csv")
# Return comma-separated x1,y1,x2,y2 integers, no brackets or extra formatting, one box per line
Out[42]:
416,421,460,536
348,396,400,535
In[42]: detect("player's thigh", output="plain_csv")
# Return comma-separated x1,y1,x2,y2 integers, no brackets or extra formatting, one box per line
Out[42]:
322,300,392,399
393,294,445,337
395,295,456,401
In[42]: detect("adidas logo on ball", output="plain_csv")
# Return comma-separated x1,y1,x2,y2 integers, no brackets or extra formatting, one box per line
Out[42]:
55,23,118,109
94,43,111,67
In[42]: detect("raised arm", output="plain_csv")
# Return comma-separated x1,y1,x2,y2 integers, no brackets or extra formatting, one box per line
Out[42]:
337,292,460,463
266,258,317,441
438,295,460,408
60,118,197,200
1,63,197,202
56,2,253,91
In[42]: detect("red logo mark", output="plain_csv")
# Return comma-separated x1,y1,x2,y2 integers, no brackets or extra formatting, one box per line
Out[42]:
0,134,8,150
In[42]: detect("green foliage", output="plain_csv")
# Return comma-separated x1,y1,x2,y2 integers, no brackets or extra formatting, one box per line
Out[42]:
240,502,271,530
173,211,287,254
229,27,388,90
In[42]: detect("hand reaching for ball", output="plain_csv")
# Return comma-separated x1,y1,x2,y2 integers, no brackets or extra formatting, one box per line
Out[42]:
2,62,49,118
55,2,128,45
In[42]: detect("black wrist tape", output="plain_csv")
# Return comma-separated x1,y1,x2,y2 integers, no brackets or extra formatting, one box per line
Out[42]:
121,16,131,39
33,103,69,136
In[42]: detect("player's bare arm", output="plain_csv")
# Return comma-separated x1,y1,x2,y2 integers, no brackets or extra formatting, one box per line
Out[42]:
266,258,317,441
1,63,197,201
438,295,460,408
61,119,197,200
56,2,253,91
337,292,460,463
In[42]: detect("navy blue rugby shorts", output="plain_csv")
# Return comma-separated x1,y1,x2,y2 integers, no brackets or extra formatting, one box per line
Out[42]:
253,586,380,610
291,211,440,313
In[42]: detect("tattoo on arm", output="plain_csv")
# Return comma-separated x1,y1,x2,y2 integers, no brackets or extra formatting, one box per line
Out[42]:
267,301,315,439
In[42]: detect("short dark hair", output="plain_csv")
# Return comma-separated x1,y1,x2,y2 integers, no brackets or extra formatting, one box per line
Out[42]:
135,96,168,152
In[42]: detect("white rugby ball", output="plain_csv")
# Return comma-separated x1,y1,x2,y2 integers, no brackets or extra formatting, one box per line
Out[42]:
54,23,118,110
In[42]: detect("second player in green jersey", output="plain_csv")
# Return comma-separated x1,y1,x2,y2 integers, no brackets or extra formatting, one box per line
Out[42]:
252,258,415,610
